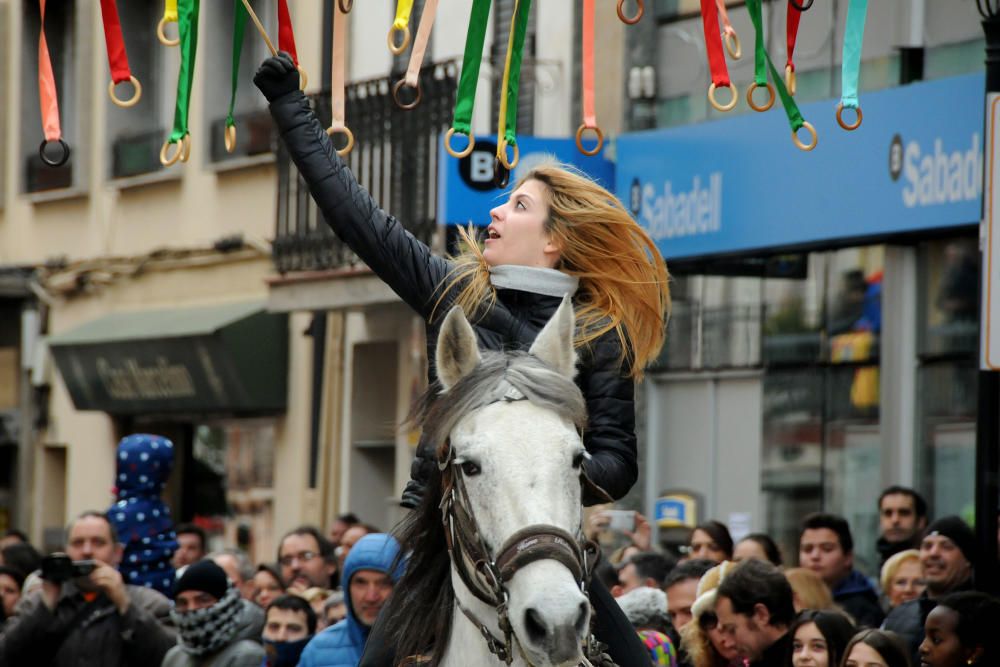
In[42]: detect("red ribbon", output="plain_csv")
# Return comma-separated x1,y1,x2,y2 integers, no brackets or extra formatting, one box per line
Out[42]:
277,0,299,65
700,0,730,86
38,0,62,141
786,0,802,71
582,0,596,128
99,0,131,84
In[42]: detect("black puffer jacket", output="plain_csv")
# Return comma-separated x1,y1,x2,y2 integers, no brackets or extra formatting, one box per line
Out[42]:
266,88,638,505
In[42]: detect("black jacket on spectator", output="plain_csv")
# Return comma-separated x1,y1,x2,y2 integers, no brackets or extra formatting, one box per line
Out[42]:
832,570,885,628
266,88,638,507
750,629,793,667
876,535,920,569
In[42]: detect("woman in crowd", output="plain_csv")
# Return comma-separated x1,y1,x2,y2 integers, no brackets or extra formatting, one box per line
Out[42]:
879,550,923,610
841,629,910,667
785,568,838,614
681,562,742,667
733,533,783,567
686,521,733,563
789,609,855,667
918,591,1000,667
253,563,285,610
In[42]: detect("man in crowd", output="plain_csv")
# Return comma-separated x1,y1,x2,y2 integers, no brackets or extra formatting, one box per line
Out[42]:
798,512,884,627
172,523,207,570
335,523,375,575
298,533,404,667
883,516,977,665
278,526,337,594
210,547,257,600
263,594,317,667
664,558,718,632
715,559,796,667
876,486,929,567
612,551,675,596
328,513,360,547
0,511,175,666
162,559,265,666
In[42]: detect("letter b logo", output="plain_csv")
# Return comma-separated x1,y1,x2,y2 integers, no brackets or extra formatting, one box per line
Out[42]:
458,139,499,192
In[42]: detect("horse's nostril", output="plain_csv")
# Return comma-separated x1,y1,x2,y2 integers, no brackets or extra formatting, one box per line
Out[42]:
524,607,548,644
575,601,589,635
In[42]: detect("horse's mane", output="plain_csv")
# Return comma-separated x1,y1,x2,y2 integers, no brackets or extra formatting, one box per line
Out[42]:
382,349,586,665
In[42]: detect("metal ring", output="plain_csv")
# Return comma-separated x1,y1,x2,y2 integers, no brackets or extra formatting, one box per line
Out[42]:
392,79,422,110
326,125,355,156
746,81,776,112
791,121,818,152
444,128,475,159
836,103,863,131
616,0,643,24
707,82,738,112
338,0,353,13
497,139,519,170
785,65,797,97
493,159,510,189
298,66,309,91
224,125,237,154
160,139,183,167
157,17,180,47
387,25,411,55
724,30,742,60
790,0,814,10
575,124,604,156
108,75,142,108
181,134,192,162
39,138,70,167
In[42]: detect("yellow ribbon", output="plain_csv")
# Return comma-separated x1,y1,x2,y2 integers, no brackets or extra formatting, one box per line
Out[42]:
393,0,414,30
164,0,177,22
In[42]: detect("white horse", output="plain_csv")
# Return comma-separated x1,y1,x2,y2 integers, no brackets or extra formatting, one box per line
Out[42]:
382,297,605,667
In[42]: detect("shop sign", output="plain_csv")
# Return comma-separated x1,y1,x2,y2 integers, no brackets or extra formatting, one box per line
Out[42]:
654,492,698,528
617,74,985,261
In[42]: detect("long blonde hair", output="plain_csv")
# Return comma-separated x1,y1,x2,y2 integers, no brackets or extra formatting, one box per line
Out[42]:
438,164,671,379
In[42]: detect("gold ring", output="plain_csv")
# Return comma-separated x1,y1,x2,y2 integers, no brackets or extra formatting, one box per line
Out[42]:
160,140,183,166
617,0,644,24
108,75,142,108
444,128,475,159
747,81,775,112
498,139,519,170
724,30,742,60
225,125,237,153
157,17,179,47
180,134,192,162
387,25,411,55
575,124,604,156
392,79,422,110
338,0,353,13
785,65,797,96
298,66,309,91
791,121,818,151
708,82,738,112
326,126,355,156
836,103,863,131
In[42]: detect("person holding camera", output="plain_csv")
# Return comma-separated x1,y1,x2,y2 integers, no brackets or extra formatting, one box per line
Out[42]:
0,511,176,666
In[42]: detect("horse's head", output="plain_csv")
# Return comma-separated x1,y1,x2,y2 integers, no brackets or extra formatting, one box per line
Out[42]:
433,297,592,667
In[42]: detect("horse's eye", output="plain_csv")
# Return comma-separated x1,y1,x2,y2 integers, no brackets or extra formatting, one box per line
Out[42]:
572,452,585,469
460,461,481,476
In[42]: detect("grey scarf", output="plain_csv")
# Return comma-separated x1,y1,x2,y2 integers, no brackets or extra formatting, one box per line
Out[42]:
170,585,242,656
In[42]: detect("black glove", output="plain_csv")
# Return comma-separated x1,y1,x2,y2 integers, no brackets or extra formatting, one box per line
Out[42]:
253,52,300,103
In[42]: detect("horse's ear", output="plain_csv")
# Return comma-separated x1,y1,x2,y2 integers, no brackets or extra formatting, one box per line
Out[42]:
436,306,481,391
529,295,577,378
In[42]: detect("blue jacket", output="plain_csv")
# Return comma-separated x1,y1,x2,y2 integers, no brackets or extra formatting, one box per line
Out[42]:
298,534,405,667
832,569,885,628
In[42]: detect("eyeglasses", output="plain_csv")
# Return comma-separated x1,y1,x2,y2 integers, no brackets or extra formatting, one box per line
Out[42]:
698,612,719,631
278,551,319,567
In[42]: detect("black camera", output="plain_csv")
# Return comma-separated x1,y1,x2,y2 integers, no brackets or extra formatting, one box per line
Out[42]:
40,553,98,583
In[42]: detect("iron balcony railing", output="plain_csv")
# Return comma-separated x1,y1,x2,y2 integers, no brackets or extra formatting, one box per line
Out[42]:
273,60,459,274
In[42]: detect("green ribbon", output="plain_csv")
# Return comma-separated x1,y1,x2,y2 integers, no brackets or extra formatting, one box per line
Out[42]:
499,0,532,146
451,0,491,138
746,0,805,131
840,0,868,109
169,0,199,142
227,0,248,128
750,0,767,87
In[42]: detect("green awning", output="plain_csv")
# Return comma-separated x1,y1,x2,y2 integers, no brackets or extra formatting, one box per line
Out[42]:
49,301,287,415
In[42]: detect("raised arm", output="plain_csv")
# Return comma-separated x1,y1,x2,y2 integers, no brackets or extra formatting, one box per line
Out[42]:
255,54,452,321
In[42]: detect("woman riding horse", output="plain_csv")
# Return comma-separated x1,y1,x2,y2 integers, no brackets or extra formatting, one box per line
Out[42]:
254,52,670,665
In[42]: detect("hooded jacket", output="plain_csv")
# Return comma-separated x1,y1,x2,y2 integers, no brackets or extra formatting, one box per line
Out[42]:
831,569,884,628
161,598,266,667
298,534,404,667
264,88,639,507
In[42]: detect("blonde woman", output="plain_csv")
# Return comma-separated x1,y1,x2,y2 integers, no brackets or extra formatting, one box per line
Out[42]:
785,567,838,613
680,561,743,667
879,549,924,610
254,54,670,667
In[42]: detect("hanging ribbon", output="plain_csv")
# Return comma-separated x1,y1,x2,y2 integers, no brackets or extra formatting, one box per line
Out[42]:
493,0,532,187
699,0,737,112
277,0,307,88
388,0,414,55
575,0,602,156
617,0,643,25
837,0,868,131
327,0,354,155
392,0,440,110
158,0,180,46
785,0,802,95
224,0,249,154
745,0,816,150
37,0,69,167
160,0,199,166
100,0,141,108
715,0,741,59
746,0,774,112
445,0,490,159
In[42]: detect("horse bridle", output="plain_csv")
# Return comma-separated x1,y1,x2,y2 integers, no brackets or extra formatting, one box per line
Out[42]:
437,437,612,666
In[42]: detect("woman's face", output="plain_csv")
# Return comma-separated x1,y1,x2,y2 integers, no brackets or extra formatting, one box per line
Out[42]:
919,606,969,667
792,622,830,667
484,179,559,269
733,539,767,564
844,643,889,667
888,558,925,608
689,529,726,563
253,570,283,609
0,574,20,618
706,622,740,662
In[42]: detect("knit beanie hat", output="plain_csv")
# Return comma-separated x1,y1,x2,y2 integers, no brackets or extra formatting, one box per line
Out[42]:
924,516,977,567
175,560,229,600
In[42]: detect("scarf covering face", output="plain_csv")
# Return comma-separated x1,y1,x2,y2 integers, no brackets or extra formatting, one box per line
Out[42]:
263,636,312,667
170,585,243,656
